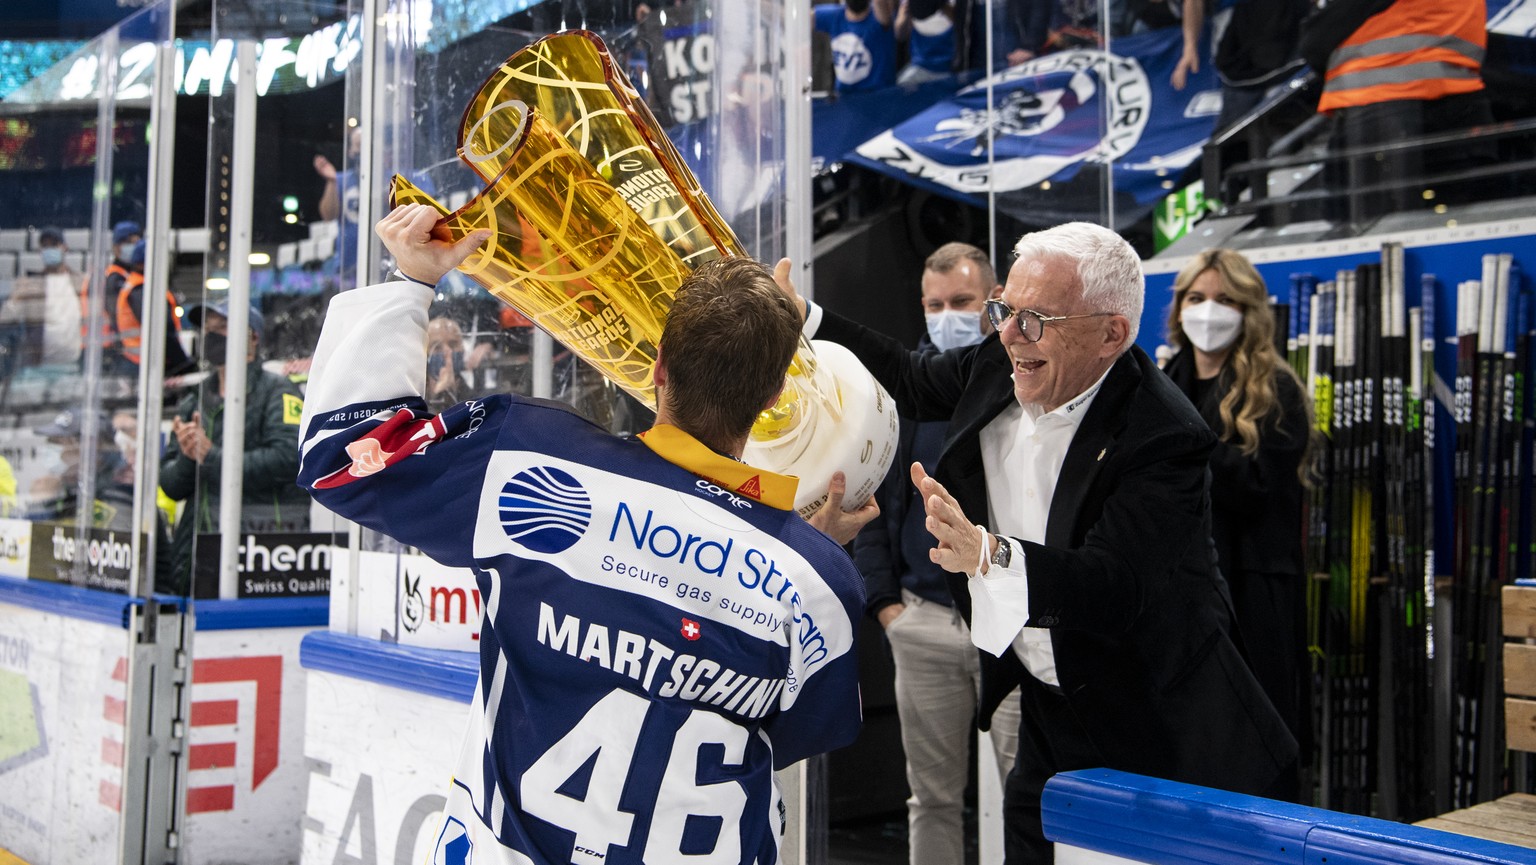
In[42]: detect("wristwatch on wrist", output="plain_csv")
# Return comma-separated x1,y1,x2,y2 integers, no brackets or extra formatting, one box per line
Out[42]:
989,533,1011,569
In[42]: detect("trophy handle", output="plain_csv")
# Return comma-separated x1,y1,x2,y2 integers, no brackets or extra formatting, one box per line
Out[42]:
456,30,744,263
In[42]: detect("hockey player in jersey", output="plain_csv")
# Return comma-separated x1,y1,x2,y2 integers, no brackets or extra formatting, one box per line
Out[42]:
299,204,877,865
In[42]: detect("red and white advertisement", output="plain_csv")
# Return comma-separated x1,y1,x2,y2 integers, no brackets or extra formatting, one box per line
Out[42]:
329,549,482,650
389,552,481,651
180,627,310,865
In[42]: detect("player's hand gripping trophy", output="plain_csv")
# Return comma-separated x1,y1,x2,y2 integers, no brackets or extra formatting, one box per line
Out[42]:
390,31,897,518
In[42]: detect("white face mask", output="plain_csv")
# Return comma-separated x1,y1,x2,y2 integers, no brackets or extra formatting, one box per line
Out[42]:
1180,300,1244,354
114,430,134,458
36,443,67,477
925,309,986,352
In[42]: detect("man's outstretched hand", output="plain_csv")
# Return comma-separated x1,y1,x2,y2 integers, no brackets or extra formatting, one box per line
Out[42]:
911,461,990,574
375,203,493,286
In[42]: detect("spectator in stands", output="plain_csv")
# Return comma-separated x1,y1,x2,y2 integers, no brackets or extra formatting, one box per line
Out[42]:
161,302,309,593
32,227,66,273
107,407,178,590
815,0,899,93
0,226,81,371
1161,248,1313,800
896,0,957,86
1305,0,1491,222
956,0,1054,71
424,316,494,413
110,409,139,485
26,407,132,528
1046,0,1105,51
90,220,142,374
314,128,438,285
854,242,1022,865
314,130,362,278
33,228,84,368
1171,0,1306,133
117,239,194,378
0,455,17,519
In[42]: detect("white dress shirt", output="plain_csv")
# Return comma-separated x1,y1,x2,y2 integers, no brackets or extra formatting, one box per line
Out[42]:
803,298,826,337
802,300,1105,683
968,368,1110,685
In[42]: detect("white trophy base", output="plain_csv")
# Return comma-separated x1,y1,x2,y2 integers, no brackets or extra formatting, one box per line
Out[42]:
743,339,899,520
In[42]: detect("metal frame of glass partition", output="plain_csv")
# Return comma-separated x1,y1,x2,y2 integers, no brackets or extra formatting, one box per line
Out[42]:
0,2,188,863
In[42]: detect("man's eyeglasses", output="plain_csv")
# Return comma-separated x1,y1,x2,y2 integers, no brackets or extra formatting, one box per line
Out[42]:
984,299,1114,343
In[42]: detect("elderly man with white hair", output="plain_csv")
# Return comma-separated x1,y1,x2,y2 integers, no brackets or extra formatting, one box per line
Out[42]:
780,222,1298,863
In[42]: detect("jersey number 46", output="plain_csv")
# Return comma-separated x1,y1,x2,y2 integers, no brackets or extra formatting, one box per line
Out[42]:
522,689,755,865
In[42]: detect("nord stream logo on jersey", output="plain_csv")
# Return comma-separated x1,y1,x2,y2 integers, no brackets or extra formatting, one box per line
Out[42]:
498,466,593,554
477,452,813,646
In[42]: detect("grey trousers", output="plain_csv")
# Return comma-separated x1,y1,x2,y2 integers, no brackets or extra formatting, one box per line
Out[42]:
887,589,1023,865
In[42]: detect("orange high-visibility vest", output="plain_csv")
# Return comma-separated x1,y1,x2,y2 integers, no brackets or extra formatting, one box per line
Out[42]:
1318,0,1486,114
116,282,182,364
80,263,135,345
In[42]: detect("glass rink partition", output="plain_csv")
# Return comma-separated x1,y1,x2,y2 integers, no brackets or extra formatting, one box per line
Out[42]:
8,3,1536,864
0,0,1119,863
0,5,180,864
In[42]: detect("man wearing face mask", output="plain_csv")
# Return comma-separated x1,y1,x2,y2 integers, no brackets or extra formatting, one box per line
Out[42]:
814,0,898,93
1161,249,1313,797
160,302,309,593
852,242,1022,865
116,238,194,377
26,407,133,529
87,220,143,374
0,226,82,371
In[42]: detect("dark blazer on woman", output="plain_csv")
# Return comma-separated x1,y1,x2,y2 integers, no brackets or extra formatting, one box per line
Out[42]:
1161,349,1307,584
816,308,1298,799
1162,348,1310,754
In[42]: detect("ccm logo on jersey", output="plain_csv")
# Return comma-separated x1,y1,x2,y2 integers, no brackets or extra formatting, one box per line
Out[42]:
313,409,446,489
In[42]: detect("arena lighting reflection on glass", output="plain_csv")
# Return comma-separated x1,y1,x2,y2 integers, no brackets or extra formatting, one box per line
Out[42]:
0,41,83,100
4,29,350,104
1,0,544,103
390,30,898,518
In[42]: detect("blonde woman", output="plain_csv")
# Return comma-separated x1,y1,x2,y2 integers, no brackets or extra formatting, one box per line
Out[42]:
1164,248,1313,800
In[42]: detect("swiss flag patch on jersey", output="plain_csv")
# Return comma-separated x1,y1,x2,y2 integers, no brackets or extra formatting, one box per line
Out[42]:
680,618,701,641
313,409,446,489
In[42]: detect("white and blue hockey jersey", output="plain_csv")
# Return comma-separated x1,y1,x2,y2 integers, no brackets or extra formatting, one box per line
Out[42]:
298,281,865,865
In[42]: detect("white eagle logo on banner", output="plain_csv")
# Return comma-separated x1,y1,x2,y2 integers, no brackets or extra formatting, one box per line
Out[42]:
856,48,1151,194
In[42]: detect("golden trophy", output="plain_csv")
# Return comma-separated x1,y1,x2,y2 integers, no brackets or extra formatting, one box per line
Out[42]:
390,30,896,518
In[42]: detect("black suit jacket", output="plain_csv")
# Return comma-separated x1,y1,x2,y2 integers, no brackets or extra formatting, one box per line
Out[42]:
1162,349,1308,583
817,309,1298,796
